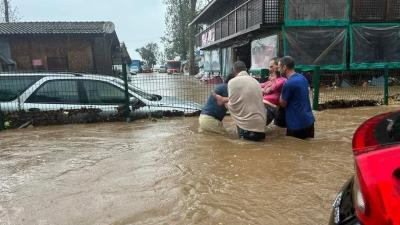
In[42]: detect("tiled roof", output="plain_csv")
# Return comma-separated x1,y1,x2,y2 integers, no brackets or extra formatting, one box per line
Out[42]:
0,22,115,35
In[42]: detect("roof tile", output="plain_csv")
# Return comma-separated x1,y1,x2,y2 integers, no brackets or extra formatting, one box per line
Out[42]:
0,22,115,35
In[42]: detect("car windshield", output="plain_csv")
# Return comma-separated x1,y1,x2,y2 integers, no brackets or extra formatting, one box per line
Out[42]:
167,61,180,69
114,79,161,101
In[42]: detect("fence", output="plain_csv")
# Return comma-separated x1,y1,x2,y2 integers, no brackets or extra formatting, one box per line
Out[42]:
2,65,400,130
304,65,400,110
0,69,216,130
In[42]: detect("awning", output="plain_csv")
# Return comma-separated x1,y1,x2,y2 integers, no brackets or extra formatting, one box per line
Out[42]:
0,52,15,65
0,38,15,65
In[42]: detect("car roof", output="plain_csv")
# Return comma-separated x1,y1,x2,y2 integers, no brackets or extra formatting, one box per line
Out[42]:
0,72,120,80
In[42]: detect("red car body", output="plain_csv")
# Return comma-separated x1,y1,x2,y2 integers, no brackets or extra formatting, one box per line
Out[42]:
166,61,181,74
330,111,400,225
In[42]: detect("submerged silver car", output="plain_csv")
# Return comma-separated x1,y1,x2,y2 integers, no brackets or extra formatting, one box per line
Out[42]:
0,73,201,117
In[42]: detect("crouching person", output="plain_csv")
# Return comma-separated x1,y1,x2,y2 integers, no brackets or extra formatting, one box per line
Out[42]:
199,74,234,134
214,61,266,141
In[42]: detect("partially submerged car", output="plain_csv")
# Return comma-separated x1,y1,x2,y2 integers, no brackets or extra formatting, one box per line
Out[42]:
0,73,202,118
329,111,400,225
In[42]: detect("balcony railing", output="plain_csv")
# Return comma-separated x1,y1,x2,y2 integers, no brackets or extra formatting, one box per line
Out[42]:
195,0,283,48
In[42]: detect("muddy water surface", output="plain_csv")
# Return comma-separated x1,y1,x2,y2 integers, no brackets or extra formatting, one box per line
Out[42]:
0,106,397,225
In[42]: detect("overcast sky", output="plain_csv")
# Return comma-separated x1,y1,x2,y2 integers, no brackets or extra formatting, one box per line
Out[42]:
14,0,167,60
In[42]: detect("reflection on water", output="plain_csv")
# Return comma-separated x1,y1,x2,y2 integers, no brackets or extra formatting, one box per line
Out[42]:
0,99,397,224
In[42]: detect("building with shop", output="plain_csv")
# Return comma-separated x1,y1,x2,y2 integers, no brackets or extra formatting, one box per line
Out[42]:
191,0,400,78
0,22,131,75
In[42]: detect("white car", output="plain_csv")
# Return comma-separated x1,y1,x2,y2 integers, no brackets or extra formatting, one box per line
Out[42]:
152,65,161,72
0,73,202,117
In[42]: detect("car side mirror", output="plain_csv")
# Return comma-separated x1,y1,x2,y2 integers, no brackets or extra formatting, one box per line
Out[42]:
130,97,145,110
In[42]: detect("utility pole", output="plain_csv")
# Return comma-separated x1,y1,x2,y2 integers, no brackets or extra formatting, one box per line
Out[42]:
3,0,9,22
188,0,197,75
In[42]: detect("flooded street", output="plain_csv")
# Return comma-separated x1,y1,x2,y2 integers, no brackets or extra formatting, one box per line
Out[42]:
0,105,398,225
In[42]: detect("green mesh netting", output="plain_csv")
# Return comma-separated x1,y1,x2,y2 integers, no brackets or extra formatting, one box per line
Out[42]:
350,24,400,70
285,0,350,26
284,27,347,71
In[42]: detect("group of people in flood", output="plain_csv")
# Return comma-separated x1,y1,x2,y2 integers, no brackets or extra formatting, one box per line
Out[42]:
199,56,315,141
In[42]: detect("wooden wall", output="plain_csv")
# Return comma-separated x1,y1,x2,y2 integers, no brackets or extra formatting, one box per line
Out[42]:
8,35,114,74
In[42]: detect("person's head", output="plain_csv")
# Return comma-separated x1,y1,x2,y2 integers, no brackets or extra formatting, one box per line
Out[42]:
269,70,280,80
232,61,247,75
268,57,279,74
278,56,295,76
224,73,235,83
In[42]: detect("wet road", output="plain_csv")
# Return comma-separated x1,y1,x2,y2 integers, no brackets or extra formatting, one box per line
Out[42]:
0,106,398,225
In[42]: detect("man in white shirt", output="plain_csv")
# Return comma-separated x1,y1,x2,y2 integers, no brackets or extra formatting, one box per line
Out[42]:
214,61,266,141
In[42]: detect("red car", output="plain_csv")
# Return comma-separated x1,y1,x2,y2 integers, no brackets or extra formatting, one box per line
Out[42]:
166,60,181,74
329,111,400,225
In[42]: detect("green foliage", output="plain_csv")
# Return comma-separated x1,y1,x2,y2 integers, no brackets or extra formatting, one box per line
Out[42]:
163,0,211,61
163,0,191,61
0,0,19,22
136,43,159,67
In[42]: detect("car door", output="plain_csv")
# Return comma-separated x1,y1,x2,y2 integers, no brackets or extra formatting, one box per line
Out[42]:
80,79,142,116
0,75,43,112
22,79,83,112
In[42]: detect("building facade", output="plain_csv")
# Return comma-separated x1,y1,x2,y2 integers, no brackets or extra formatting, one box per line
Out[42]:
0,22,130,75
192,0,400,78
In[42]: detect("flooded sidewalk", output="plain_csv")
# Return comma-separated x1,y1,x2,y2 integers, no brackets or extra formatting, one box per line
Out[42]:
0,106,397,225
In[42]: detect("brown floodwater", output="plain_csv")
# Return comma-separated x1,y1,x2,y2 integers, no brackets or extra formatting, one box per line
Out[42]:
0,105,398,225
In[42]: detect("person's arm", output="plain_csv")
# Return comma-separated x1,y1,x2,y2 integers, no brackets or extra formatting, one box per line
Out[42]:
279,96,288,108
262,81,273,94
279,82,291,108
213,92,229,106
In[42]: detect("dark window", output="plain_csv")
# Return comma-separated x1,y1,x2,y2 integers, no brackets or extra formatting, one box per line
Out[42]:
26,80,80,103
82,80,127,104
166,61,181,70
47,57,68,71
375,112,400,145
0,76,42,101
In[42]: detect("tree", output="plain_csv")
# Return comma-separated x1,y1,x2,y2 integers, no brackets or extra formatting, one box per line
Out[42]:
196,0,212,11
135,43,159,68
163,0,213,74
163,0,191,62
0,0,19,22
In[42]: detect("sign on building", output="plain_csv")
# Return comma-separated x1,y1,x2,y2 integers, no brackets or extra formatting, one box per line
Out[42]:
201,27,216,46
250,35,278,70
